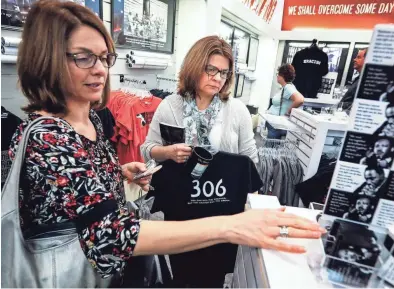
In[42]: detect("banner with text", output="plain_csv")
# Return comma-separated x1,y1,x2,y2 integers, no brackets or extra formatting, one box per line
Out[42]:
282,0,394,31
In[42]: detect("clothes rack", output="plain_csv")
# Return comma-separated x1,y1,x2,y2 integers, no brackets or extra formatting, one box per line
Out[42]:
257,136,303,206
108,80,162,164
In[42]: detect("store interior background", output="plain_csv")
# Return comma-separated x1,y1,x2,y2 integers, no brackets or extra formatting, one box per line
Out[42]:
0,0,379,119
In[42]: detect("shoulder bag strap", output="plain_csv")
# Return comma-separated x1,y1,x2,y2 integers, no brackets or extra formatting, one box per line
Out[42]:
279,85,285,116
1,116,72,216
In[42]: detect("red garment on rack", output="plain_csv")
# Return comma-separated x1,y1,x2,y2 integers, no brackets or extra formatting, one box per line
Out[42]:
107,91,161,164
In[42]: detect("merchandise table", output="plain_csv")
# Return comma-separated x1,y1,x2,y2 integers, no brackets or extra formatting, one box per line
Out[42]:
232,194,327,288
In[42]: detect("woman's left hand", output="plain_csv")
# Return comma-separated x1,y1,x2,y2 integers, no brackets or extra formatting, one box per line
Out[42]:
122,162,152,191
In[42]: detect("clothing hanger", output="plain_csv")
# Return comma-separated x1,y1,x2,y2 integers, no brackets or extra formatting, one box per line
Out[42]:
310,39,319,49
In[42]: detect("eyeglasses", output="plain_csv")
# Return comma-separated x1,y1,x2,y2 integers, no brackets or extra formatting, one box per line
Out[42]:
66,52,118,69
205,64,232,80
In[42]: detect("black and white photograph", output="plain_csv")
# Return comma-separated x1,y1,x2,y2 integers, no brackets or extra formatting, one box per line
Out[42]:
360,136,394,170
324,219,383,268
1,0,101,29
379,80,394,103
324,257,375,288
373,102,394,139
354,165,387,199
112,0,176,53
343,195,376,224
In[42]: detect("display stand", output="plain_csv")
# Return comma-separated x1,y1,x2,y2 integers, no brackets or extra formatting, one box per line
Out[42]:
286,108,348,180
232,194,325,288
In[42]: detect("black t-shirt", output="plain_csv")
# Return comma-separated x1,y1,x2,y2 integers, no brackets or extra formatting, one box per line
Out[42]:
149,152,262,288
292,47,329,98
1,107,22,189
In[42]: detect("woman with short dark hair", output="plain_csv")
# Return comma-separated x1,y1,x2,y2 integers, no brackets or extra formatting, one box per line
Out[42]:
141,35,258,163
6,1,324,286
266,64,304,139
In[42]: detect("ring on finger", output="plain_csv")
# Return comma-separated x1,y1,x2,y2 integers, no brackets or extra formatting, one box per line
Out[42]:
279,226,289,238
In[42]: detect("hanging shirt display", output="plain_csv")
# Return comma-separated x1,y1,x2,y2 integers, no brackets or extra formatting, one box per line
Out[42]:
292,46,329,98
1,106,21,188
108,91,161,164
148,152,262,288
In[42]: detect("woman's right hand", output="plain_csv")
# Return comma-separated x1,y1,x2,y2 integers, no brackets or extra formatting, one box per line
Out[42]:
224,207,326,253
166,144,192,163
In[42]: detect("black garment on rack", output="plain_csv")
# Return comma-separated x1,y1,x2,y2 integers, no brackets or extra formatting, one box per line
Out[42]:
295,155,336,207
150,89,172,100
1,106,22,189
95,107,115,140
291,46,329,98
148,152,262,288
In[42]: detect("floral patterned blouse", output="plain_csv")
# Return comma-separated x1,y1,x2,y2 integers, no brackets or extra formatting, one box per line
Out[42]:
9,111,140,278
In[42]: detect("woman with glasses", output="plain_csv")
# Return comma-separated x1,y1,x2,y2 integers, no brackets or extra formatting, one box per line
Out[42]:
141,36,259,164
7,1,325,287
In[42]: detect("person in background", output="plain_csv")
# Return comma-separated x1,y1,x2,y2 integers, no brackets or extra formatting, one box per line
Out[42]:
338,48,368,112
141,36,258,164
266,64,304,139
7,0,325,286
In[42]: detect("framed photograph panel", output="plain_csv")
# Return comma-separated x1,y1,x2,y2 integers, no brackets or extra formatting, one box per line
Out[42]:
112,0,176,54
1,0,102,30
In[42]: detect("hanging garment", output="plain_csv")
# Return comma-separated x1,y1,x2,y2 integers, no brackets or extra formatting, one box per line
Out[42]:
1,106,21,189
292,46,329,98
108,91,161,164
295,156,336,207
147,152,262,288
257,148,303,206
149,89,172,99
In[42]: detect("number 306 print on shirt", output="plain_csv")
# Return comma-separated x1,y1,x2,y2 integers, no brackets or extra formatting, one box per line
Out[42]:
190,179,228,205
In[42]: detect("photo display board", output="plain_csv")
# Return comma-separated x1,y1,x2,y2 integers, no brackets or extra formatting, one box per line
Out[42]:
112,0,176,54
319,24,394,288
1,0,102,29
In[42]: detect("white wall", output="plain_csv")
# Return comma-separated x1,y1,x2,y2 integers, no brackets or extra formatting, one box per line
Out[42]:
248,37,279,112
174,0,222,74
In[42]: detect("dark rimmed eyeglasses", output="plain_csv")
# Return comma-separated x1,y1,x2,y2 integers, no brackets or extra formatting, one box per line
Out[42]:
66,52,118,69
205,64,232,80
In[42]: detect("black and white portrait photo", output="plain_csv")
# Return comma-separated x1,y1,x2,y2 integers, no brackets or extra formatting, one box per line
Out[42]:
343,195,376,224
354,166,387,198
360,136,394,169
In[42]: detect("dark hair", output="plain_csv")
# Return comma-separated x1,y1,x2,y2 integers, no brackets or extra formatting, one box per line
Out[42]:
365,165,384,176
360,48,368,58
386,102,394,111
277,64,296,83
177,35,234,101
18,0,115,114
373,136,394,147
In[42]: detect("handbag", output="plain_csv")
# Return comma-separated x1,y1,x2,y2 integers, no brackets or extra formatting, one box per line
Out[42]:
1,116,118,288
